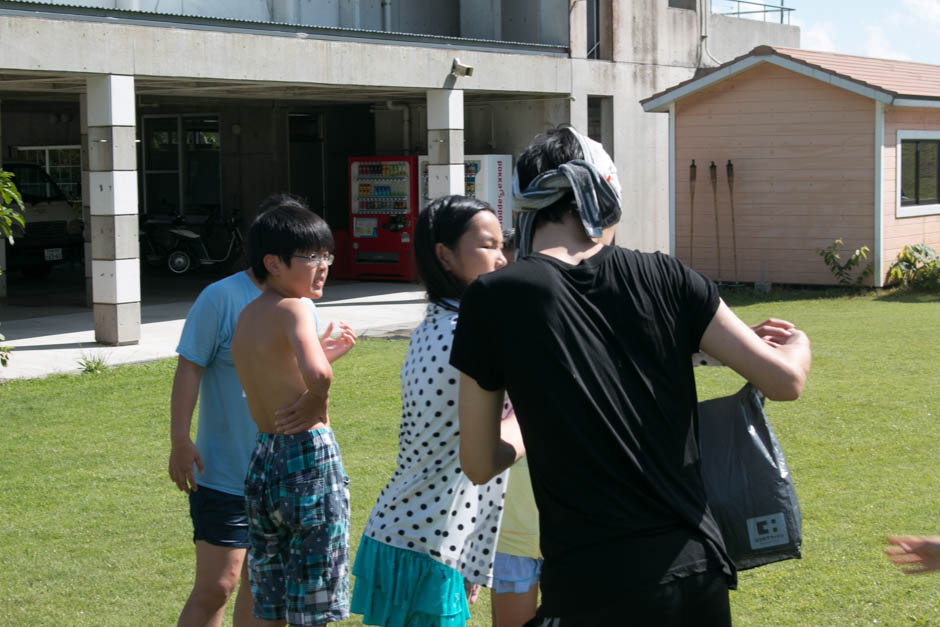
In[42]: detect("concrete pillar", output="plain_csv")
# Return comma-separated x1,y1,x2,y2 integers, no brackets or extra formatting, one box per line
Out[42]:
569,90,588,135
569,0,589,133
86,75,140,346
80,93,92,307
598,0,613,60
0,96,6,299
600,96,614,158
426,89,465,199
569,0,588,59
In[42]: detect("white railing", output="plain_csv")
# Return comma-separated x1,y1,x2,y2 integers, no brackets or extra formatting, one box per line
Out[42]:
714,0,794,25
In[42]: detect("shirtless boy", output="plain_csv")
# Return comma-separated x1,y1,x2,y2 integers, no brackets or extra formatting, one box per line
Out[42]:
232,203,349,627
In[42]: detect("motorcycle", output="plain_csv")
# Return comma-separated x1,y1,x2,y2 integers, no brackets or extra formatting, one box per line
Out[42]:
140,211,246,274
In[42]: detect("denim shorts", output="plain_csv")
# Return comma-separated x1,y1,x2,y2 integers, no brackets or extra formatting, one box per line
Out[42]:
492,552,542,594
245,428,350,626
189,484,250,549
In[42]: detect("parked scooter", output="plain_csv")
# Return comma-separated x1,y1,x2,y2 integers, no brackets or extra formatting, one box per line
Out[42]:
140,210,245,274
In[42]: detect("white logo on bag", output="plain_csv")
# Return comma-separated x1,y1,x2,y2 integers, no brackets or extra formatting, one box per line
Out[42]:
747,513,789,549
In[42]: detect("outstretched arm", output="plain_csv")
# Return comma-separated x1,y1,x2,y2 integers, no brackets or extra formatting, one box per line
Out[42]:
168,356,204,493
699,300,811,401
886,536,940,574
458,374,525,485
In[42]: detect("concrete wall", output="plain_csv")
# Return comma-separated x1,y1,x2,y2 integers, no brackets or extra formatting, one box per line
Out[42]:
708,14,799,61
0,14,571,94
674,63,874,285
591,0,800,252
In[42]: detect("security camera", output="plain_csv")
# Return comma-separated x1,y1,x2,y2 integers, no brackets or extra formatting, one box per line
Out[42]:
450,58,474,78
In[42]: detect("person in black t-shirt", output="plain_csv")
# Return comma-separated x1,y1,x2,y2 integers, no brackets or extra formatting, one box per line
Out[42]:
450,127,812,626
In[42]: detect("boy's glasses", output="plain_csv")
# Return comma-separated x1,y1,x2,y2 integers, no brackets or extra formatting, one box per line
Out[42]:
292,253,334,267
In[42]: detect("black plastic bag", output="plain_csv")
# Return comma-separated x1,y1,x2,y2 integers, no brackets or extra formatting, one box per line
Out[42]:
698,383,802,571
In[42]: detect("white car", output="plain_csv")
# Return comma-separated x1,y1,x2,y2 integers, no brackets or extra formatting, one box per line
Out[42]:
4,162,83,279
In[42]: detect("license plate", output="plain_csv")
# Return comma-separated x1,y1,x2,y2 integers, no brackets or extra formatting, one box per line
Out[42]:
43,247,63,261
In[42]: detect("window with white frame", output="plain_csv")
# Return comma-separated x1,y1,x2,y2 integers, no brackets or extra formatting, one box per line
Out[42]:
142,114,221,216
12,145,82,202
897,130,940,218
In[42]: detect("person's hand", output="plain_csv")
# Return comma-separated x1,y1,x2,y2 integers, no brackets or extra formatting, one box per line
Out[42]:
885,536,940,574
274,390,329,434
464,580,481,605
320,321,357,363
168,439,203,494
750,318,795,347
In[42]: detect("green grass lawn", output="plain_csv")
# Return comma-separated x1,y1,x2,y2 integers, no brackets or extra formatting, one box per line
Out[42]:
1,288,939,625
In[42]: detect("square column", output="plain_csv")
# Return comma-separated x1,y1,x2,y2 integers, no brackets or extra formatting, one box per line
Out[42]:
86,75,140,345
0,96,6,299
569,0,588,59
426,89,465,199
79,93,92,307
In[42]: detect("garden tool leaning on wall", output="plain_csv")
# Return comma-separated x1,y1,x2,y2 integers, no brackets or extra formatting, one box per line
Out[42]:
710,161,721,281
727,160,738,284
689,160,697,266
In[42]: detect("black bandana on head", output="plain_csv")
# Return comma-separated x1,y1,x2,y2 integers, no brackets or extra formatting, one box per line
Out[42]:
512,127,622,258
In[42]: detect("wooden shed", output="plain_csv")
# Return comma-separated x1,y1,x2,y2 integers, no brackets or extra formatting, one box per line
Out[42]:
641,45,940,286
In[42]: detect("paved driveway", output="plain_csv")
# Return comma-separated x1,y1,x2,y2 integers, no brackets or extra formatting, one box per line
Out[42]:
0,264,426,380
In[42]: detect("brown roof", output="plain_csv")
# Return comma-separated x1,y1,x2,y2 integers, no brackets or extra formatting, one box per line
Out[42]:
772,46,940,99
641,45,940,111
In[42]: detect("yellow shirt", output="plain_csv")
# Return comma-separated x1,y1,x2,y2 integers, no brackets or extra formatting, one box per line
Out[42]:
495,457,541,559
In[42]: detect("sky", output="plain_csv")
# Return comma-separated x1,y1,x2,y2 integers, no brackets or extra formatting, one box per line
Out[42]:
712,0,940,65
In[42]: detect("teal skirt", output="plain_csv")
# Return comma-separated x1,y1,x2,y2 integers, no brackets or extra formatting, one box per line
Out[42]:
351,535,471,626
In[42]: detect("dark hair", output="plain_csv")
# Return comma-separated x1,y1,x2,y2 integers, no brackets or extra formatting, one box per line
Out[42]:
516,126,585,227
415,195,495,303
248,194,334,282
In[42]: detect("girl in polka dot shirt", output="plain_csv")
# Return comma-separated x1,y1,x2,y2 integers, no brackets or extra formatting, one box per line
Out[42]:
350,196,510,627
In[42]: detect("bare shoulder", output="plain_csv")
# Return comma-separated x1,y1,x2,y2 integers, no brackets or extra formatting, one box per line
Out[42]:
275,296,315,320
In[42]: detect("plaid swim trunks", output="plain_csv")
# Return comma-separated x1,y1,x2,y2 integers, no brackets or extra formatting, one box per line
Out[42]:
245,427,350,626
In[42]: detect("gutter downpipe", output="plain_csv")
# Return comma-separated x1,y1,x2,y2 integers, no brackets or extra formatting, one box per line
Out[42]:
874,101,884,287
387,100,410,153
698,0,721,68
382,0,392,31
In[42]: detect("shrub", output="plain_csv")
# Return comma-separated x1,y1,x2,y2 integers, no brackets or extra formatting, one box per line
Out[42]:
0,169,25,367
887,243,940,291
816,239,874,287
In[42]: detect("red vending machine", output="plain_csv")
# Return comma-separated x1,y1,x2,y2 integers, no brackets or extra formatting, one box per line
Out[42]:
348,156,419,281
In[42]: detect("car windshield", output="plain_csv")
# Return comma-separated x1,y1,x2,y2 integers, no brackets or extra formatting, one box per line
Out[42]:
6,164,66,203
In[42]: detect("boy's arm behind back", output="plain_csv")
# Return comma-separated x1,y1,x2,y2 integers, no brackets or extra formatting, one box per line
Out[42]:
284,298,333,427
233,297,331,433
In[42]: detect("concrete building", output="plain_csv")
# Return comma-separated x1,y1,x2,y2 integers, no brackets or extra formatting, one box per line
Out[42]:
0,0,798,344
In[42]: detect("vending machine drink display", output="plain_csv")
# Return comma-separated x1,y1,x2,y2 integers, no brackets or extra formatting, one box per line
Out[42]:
348,156,418,281
418,155,513,229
